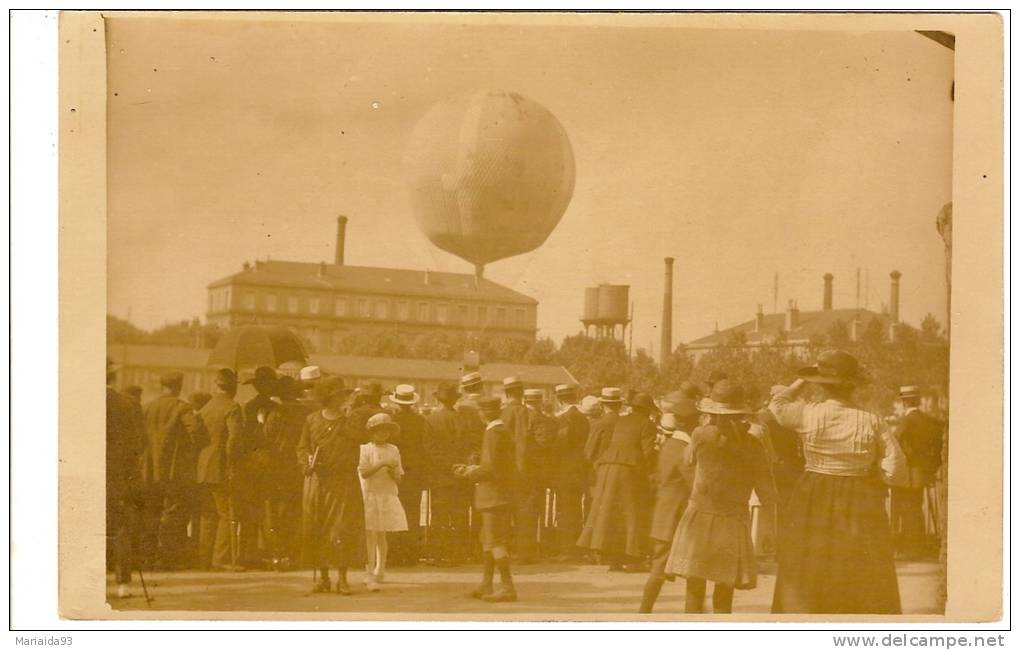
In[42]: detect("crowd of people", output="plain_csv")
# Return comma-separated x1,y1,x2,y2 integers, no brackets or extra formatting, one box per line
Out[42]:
105,347,944,613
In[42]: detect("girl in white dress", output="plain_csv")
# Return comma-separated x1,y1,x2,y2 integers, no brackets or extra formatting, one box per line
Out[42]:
358,412,408,591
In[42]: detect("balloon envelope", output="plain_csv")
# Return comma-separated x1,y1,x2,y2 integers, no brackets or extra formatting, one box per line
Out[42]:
403,89,575,269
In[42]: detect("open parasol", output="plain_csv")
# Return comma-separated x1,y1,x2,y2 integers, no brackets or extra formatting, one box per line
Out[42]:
206,325,308,371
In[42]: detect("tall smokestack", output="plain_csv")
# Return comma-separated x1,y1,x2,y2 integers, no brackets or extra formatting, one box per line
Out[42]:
890,270,902,324
823,273,834,310
660,257,674,366
335,215,348,266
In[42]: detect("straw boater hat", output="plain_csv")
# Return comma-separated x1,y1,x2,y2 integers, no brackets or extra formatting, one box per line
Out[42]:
798,349,867,385
366,412,401,435
523,388,545,404
503,376,524,391
460,371,483,393
390,384,420,405
276,360,304,380
897,385,921,400
300,365,322,382
658,412,679,434
554,383,578,399
698,380,753,415
598,387,623,404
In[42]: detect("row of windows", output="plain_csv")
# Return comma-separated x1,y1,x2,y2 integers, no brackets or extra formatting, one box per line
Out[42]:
215,289,531,329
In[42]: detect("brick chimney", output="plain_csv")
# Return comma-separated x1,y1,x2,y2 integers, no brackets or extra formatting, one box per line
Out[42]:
889,270,901,324
785,299,800,331
335,215,348,266
660,257,674,366
823,273,834,310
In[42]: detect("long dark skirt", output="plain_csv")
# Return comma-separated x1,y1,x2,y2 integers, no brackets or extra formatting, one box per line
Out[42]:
772,471,901,614
576,463,648,559
300,472,364,569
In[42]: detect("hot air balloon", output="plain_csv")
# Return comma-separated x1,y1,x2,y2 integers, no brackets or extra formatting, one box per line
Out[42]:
402,89,575,278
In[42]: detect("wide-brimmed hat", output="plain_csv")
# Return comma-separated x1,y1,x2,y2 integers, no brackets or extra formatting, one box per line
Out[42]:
390,384,420,405
523,388,545,403
698,380,753,415
243,365,278,386
503,376,524,391
366,412,401,435
628,392,657,412
669,397,699,419
598,387,623,403
798,349,867,385
579,395,602,416
314,377,353,403
435,382,461,403
897,385,921,400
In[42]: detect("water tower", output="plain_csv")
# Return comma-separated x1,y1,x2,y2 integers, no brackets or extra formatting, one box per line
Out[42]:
581,284,631,340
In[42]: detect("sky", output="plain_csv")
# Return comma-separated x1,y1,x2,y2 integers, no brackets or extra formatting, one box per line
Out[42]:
106,15,954,353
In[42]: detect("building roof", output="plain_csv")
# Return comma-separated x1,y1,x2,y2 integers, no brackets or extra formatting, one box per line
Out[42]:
686,307,891,348
108,344,575,387
208,260,536,305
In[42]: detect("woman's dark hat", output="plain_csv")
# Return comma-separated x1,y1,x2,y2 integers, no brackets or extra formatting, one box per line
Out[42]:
627,392,657,412
698,380,752,415
476,396,503,413
214,368,237,389
435,382,461,403
243,365,278,386
798,349,867,385
314,377,353,403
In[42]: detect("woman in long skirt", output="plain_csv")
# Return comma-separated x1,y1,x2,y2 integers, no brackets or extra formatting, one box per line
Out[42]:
664,380,776,613
297,377,365,595
768,350,908,614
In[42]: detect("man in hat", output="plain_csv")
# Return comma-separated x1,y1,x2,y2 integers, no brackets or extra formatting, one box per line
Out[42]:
890,385,943,558
515,388,557,562
261,375,311,569
387,384,429,565
584,388,624,464
235,366,279,567
195,368,244,571
578,391,658,572
455,371,486,451
552,384,590,562
107,359,144,597
142,370,205,570
454,396,518,602
298,366,323,408
639,400,699,612
425,382,474,566
346,381,385,443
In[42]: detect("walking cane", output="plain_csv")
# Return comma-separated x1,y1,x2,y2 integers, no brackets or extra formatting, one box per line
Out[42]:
136,567,153,608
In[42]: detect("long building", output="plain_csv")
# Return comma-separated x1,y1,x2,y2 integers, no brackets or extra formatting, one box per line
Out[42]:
205,217,539,353
685,271,901,360
108,343,575,407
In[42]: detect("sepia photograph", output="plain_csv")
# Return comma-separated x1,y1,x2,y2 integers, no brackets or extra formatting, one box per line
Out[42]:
45,10,1004,624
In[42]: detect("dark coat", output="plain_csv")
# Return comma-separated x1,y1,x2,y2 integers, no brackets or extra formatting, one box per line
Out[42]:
390,407,430,486
584,411,619,465
649,435,695,542
142,394,203,484
467,421,516,511
501,401,530,475
555,405,591,487
196,393,243,485
594,412,657,470
425,405,473,488
263,400,311,495
894,409,944,487
107,386,143,490
521,405,557,481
